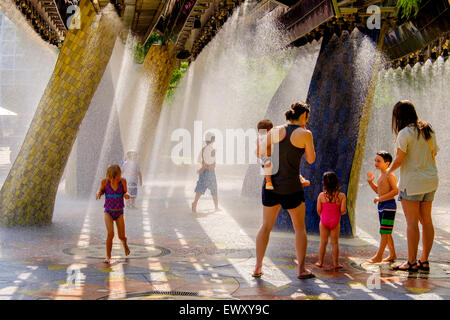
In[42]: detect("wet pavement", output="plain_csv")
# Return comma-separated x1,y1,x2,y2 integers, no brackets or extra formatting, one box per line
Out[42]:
0,177,448,300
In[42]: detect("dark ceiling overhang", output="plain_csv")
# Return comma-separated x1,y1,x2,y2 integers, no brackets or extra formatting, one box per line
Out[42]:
383,0,450,60
5,0,449,63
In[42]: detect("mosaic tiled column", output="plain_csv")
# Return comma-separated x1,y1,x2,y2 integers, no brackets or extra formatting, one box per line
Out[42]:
0,0,118,226
241,27,386,236
137,43,177,174
299,27,386,236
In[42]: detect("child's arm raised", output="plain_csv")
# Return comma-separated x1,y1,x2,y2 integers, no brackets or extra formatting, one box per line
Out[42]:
378,174,399,202
339,193,347,215
366,172,378,193
96,179,107,200
316,193,323,216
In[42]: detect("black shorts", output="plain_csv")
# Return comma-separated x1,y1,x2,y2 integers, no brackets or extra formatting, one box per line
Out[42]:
262,187,305,210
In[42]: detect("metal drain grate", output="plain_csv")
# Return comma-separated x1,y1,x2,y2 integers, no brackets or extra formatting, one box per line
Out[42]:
98,290,199,300
141,290,199,296
63,244,171,259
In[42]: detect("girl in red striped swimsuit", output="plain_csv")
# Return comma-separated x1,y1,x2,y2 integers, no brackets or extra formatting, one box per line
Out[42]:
96,164,131,264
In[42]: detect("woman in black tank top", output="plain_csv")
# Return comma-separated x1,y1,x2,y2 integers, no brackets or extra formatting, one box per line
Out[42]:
253,102,316,280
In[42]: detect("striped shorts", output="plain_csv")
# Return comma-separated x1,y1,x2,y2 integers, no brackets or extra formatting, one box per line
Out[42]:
378,199,396,235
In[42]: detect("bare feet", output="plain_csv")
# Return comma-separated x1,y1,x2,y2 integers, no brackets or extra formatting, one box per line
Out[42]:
103,258,111,264
123,244,130,256
366,256,382,263
382,255,397,262
315,262,323,268
191,202,197,213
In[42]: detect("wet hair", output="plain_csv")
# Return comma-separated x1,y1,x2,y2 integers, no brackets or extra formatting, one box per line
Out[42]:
392,100,433,140
322,171,340,202
106,164,121,180
376,151,393,167
257,119,273,131
284,101,310,121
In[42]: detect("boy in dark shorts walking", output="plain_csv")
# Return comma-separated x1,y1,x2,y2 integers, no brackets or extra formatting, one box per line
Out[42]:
366,151,399,263
192,133,219,213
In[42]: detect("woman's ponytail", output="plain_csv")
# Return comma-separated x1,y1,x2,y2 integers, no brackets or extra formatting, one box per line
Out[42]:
284,101,310,121
418,120,433,141
284,109,295,120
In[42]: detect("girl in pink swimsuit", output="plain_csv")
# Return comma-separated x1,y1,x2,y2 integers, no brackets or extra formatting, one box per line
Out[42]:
316,172,347,270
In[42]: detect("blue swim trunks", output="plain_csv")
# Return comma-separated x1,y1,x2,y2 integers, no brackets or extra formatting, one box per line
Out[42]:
195,169,217,196
377,199,396,235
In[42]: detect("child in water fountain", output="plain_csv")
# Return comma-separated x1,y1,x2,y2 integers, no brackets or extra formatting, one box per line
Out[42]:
256,119,310,190
315,171,347,270
96,164,131,264
366,151,398,263
121,150,142,209
192,132,219,213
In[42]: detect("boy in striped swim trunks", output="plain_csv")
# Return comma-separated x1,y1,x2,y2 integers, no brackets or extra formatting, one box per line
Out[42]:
366,151,399,263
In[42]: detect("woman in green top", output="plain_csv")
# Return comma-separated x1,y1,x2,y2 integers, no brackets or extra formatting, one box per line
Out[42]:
387,100,439,272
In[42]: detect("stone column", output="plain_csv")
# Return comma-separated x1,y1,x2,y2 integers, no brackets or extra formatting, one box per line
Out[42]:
300,27,387,236
0,0,119,226
241,27,387,236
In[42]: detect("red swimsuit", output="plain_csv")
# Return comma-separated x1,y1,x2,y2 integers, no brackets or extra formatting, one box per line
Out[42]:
320,193,341,230
104,180,125,220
